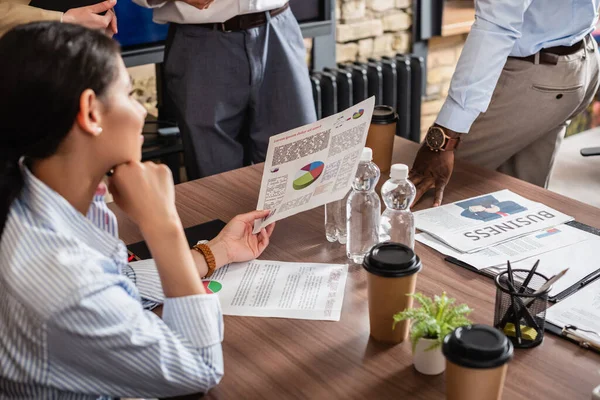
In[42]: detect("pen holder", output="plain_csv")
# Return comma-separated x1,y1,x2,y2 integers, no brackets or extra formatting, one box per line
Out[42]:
494,269,550,349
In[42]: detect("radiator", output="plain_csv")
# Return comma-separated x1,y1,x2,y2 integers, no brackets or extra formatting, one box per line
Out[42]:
310,54,424,143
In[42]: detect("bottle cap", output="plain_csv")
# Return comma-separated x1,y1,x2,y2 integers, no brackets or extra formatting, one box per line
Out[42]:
361,147,373,162
371,105,398,125
390,164,409,180
443,324,514,369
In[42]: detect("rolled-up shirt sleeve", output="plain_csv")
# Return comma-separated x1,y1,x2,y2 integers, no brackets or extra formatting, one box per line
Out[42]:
128,258,165,303
47,280,224,398
435,0,533,133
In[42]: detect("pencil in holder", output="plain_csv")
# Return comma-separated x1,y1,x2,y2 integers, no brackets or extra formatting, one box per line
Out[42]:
494,269,551,349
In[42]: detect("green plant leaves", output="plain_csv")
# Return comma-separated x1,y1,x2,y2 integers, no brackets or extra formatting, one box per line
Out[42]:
393,292,473,352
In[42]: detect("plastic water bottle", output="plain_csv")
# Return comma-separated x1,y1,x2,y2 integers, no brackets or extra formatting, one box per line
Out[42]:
347,148,381,264
379,164,416,249
325,190,350,244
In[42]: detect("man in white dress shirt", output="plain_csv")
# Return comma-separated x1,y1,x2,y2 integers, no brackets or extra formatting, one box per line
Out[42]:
134,0,317,178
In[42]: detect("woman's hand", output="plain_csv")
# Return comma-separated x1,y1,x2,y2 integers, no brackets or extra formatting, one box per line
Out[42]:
209,210,276,267
108,161,181,234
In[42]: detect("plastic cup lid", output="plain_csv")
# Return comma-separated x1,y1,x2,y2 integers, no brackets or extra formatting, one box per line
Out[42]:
361,147,373,162
362,242,422,277
443,325,514,369
371,105,398,124
390,164,409,180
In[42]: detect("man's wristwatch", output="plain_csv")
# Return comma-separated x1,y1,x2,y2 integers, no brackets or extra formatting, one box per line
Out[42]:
425,125,461,152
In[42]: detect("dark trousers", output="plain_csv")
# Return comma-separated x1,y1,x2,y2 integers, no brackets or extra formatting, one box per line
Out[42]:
164,8,317,179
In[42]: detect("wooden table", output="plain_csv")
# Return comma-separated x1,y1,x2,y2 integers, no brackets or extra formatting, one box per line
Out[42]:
112,138,600,399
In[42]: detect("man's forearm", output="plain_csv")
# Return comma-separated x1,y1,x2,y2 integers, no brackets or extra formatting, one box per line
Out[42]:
0,3,62,37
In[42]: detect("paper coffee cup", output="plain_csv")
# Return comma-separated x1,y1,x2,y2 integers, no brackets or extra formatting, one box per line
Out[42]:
365,105,398,173
443,325,514,400
363,242,422,344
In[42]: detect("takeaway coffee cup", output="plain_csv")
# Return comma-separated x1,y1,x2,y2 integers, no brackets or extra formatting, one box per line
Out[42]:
365,105,398,173
443,324,514,400
363,242,422,344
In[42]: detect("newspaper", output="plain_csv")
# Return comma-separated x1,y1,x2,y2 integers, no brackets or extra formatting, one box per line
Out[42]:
253,97,375,233
416,224,591,270
414,190,573,253
417,225,600,297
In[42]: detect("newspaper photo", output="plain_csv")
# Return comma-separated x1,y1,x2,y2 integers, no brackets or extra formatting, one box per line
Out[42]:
414,190,573,253
253,97,375,233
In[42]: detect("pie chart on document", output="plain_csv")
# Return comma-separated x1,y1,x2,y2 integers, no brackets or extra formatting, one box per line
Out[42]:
293,161,325,190
203,280,222,294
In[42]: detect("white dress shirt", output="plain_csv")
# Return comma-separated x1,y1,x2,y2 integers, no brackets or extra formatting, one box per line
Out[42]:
133,0,289,24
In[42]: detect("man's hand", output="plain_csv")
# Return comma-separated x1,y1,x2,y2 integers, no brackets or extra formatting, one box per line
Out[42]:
63,0,118,35
180,0,215,10
409,145,455,208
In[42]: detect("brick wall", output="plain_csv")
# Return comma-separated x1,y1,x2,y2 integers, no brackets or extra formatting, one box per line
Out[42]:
335,0,412,63
420,34,468,139
333,1,468,141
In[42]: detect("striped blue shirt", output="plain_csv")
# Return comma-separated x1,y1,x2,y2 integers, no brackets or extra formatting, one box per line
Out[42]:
0,165,224,399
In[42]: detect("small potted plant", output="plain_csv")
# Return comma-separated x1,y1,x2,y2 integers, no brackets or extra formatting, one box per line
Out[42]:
393,292,472,375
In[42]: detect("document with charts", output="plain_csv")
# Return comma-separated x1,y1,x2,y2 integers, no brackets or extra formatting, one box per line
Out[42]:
414,190,573,253
207,260,348,321
253,97,375,233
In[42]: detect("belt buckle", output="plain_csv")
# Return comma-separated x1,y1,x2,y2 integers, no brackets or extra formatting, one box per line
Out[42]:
220,22,232,33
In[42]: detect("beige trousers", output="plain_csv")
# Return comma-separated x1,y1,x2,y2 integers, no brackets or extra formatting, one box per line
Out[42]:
456,36,600,187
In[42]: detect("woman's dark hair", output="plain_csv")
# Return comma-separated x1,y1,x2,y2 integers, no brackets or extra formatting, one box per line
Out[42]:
0,21,120,236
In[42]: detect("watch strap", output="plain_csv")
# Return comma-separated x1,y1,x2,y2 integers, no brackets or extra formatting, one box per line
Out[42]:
444,136,461,151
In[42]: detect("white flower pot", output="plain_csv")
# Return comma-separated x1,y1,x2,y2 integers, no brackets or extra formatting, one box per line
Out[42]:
413,337,446,375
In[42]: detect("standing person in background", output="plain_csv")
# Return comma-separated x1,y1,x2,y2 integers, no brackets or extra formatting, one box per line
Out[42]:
410,0,600,207
0,0,118,37
133,0,317,179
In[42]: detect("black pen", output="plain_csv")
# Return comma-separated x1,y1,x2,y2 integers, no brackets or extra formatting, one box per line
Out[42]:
506,260,522,345
580,270,600,287
444,256,479,273
518,259,539,294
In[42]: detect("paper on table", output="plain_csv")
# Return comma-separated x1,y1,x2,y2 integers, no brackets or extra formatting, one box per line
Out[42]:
419,227,600,297
487,239,600,297
414,189,573,253
253,97,375,233
416,224,592,270
546,278,600,347
207,260,348,321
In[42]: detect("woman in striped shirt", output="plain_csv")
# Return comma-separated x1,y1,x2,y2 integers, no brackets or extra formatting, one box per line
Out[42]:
0,22,274,399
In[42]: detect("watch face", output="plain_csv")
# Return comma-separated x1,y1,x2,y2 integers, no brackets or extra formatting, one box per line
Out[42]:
427,128,445,149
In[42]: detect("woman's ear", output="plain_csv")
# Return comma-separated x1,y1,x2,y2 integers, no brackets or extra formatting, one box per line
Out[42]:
76,89,104,136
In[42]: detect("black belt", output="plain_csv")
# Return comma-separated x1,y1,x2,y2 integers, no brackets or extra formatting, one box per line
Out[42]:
199,3,289,32
509,39,586,65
